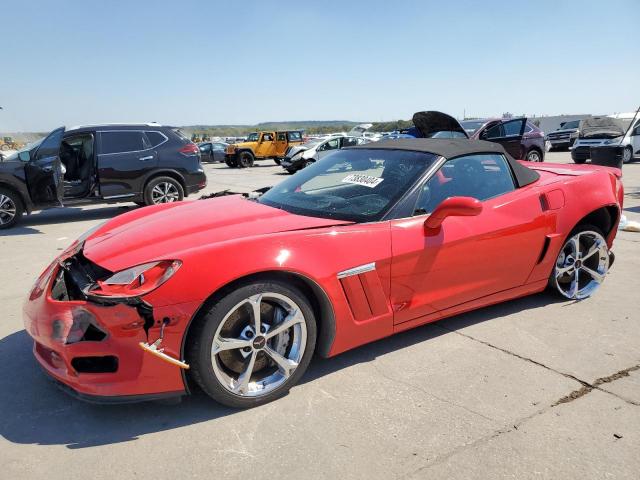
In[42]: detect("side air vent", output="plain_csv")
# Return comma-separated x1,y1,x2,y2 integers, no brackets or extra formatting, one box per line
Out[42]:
337,263,389,321
539,194,550,212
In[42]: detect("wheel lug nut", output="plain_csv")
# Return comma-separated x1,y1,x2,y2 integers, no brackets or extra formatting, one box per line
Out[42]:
246,331,254,338
243,347,251,353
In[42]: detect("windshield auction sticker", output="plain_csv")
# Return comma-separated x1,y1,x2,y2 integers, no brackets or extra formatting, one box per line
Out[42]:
341,174,384,188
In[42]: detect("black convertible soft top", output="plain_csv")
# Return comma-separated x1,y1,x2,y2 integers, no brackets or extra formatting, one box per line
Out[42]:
352,138,540,188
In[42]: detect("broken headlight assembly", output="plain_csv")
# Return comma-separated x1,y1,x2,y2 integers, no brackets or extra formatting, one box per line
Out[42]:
86,260,182,300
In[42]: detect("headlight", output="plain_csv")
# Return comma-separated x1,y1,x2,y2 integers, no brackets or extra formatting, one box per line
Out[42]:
87,260,182,299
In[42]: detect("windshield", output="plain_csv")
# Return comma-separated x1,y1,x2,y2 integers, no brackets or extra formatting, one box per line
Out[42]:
460,120,486,135
259,148,437,222
561,121,580,130
246,133,259,142
4,138,43,162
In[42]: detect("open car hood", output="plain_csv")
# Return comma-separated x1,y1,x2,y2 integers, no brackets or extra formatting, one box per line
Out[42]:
579,117,625,138
412,111,469,139
83,196,353,271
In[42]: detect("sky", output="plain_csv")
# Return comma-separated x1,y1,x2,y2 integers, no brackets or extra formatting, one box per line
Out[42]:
1,0,639,132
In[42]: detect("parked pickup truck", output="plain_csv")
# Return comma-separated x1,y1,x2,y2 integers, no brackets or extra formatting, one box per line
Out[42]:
225,131,303,168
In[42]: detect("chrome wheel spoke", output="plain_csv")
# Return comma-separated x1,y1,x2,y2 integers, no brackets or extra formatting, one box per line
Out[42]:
581,265,605,284
264,346,298,378
212,336,251,355
582,240,604,261
555,265,574,278
265,309,304,339
246,294,263,334
568,269,580,298
233,351,257,394
569,235,580,257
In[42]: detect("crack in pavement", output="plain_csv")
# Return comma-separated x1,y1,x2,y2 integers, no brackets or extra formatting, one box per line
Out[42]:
402,404,554,478
402,330,639,478
554,364,640,406
433,324,640,407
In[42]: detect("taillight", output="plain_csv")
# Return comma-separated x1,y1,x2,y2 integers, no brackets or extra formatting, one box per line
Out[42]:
179,143,199,156
87,260,182,299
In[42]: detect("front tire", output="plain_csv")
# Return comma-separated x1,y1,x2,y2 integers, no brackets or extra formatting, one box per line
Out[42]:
0,188,23,229
237,151,254,168
186,280,317,408
623,146,633,164
550,225,610,300
273,158,281,165
143,176,184,206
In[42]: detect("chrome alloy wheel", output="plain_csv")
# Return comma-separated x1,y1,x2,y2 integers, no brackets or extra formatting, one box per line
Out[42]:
0,194,17,226
210,293,307,397
151,181,180,204
554,230,609,299
527,150,542,162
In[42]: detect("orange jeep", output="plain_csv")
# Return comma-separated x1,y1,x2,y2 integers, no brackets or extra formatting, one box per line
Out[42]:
224,131,303,168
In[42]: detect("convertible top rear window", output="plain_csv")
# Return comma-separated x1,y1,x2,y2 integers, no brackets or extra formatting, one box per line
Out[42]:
259,149,437,222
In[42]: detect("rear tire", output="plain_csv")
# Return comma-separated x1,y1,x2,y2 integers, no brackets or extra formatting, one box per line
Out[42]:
274,158,281,165
0,187,23,229
525,149,543,162
549,224,609,300
186,280,317,408
143,176,184,206
623,146,633,164
237,151,254,168
572,156,587,164
225,158,237,168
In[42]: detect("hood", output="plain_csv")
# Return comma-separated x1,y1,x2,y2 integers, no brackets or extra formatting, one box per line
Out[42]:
579,117,625,139
83,195,352,271
412,111,469,139
286,144,310,157
229,141,255,149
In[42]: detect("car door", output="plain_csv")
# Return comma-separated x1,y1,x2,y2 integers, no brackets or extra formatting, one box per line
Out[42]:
316,137,341,160
255,133,275,157
24,127,65,206
96,130,158,199
340,137,359,149
480,118,527,159
390,153,548,325
199,143,213,162
211,143,227,162
274,132,288,156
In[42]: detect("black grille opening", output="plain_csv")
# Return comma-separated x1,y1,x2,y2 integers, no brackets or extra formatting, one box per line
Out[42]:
54,251,113,301
71,356,118,374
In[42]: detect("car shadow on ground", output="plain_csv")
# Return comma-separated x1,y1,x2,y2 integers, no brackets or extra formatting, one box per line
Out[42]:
1,206,136,235
0,292,562,449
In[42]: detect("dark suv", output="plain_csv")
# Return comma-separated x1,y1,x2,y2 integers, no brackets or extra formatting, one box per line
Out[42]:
0,124,206,229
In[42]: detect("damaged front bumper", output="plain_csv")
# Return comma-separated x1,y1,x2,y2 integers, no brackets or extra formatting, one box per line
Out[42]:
23,250,198,401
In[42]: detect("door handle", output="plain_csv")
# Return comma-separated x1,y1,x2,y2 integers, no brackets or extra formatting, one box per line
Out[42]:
42,165,53,172
139,155,154,161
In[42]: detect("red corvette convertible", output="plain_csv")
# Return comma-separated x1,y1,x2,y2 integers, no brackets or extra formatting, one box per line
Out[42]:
24,120,623,408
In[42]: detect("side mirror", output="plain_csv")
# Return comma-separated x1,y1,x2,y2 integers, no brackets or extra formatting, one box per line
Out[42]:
18,151,31,162
424,196,482,233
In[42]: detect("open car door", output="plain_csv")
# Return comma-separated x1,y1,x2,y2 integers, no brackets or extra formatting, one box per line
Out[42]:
25,127,65,206
479,118,527,159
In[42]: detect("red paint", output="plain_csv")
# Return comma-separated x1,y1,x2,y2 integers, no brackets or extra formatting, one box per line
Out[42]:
23,162,623,400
